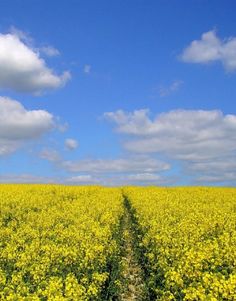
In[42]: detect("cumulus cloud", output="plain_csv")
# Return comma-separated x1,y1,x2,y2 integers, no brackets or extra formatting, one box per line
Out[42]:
0,97,54,155
104,109,152,135
105,108,236,184
0,32,70,93
181,30,236,71
105,109,236,158
65,138,78,150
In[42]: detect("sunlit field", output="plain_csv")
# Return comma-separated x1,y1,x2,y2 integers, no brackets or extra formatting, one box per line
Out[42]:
124,187,236,300
0,185,235,300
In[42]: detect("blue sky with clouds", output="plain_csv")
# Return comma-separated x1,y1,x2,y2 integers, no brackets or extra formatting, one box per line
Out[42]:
0,0,236,186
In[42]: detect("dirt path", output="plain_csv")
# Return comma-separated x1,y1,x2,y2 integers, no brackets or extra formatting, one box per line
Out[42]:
119,201,147,301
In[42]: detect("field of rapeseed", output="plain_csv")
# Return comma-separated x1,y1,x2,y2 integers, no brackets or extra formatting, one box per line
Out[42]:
0,185,235,300
123,187,236,300
0,185,124,300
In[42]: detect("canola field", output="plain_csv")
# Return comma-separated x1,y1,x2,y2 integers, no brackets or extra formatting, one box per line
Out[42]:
0,185,235,300
124,187,236,300
0,185,124,300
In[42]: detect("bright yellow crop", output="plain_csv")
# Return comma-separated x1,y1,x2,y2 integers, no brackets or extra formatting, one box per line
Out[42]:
123,187,236,300
0,185,124,300
1,185,236,300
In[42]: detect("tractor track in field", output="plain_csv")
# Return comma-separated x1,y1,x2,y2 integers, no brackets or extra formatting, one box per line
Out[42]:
119,197,148,301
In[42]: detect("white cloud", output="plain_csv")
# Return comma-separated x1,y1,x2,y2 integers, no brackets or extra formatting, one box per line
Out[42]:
188,157,236,184
61,156,170,174
104,108,236,184
105,109,236,158
0,141,19,156
0,32,70,93
66,175,99,184
0,173,57,184
181,30,236,71
57,122,69,133
196,173,236,184
158,80,184,97
104,109,152,135
40,148,61,162
9,27,60,58
189,157,236,173
40,147,171,185
40,46,60,57
65,138,78,150
126,173,161,181
0,171,175,186
9,26,33,45
125,172,177,185
84,65,91,74
0,97,54,155
65,172,174,186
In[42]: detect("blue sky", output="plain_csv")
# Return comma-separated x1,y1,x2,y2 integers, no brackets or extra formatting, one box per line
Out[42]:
0,0,236,186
